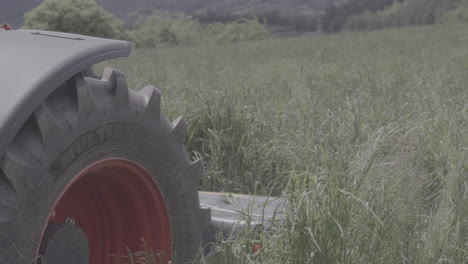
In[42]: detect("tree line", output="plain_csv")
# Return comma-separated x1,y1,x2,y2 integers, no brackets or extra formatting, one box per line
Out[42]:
22,0,268,48
24,0,468,42
195,10,319,31
322,0,468,32
322,0,403,32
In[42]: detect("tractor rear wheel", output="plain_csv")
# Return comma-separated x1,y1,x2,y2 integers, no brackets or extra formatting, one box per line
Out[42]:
0,68,209,264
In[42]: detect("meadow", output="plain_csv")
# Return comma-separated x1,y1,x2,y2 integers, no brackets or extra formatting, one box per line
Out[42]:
105,24,467,263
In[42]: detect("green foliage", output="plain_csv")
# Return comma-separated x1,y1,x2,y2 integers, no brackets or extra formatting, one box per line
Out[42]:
195,10,319,31
202,19,267,45
91,0,335,19
338,0,468,32
376,0,461,26
131,12,267,48
106,24,467,262
439,4,468,24
131,12,201,48
343,1,407,31
23,0,129,40
322,0,398,32
5,0,339,29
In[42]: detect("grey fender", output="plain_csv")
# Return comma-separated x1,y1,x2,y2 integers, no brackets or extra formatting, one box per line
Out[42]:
0,29,131,155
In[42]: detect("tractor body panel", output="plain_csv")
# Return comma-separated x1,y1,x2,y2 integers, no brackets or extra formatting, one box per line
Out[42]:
0,29,130,154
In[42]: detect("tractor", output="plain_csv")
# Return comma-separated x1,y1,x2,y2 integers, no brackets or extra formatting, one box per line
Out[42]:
0,26,281,264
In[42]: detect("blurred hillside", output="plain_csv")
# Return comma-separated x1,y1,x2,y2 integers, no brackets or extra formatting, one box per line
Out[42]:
1,0,343,28
5,0,467,34
322,0,468,32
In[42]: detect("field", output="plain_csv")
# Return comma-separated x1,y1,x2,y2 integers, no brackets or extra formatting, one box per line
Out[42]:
105,25,467,263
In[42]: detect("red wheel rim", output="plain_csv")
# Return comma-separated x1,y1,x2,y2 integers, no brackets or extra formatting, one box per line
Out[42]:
38,158,172,264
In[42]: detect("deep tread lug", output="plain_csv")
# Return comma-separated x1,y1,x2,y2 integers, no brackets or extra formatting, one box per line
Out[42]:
101,68,129,109
139,86,161,122
170,116,187,144
0,156,34,194
75,74,102,118
42,82,79,131
187,160,210,231
191,159,204,182
0,169,14,194
198,208,211,231
5,115,46,167
0,169,17,218
34,104,67,149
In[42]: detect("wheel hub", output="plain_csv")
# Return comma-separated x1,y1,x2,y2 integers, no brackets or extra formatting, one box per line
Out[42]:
39,222,90,264
37,159,172,264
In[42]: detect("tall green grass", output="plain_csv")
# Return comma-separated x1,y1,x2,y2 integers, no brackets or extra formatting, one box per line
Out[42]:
106,24,467,263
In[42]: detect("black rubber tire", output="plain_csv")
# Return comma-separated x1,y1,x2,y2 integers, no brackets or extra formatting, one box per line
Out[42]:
0,68,210,264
